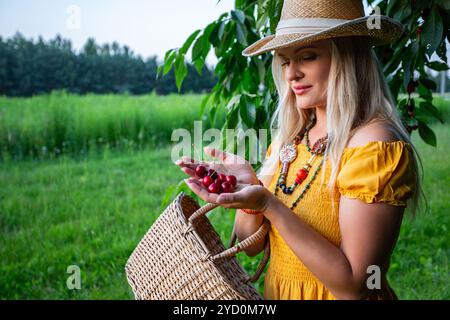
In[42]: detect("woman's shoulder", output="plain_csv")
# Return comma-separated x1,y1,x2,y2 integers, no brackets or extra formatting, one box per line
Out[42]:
345,120,398,149
337,120,415,206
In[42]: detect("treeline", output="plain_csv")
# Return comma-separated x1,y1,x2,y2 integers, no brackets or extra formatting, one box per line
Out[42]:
0,33,217,96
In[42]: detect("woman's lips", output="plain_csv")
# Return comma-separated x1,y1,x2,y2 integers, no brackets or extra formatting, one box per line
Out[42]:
292,85,312,95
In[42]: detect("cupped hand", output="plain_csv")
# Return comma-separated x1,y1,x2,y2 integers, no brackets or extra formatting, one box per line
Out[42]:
175,146,259,185
184,177,270,212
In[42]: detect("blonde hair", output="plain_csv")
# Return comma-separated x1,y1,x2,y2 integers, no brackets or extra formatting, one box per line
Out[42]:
257,37,425,217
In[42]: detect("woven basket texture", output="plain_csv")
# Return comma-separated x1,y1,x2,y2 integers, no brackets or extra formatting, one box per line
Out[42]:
125,192,264,300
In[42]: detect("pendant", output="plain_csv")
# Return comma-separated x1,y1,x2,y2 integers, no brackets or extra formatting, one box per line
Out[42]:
279,144,297,164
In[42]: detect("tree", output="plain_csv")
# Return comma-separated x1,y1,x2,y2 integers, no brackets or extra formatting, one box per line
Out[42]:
0,35,217,96
161,0,449,149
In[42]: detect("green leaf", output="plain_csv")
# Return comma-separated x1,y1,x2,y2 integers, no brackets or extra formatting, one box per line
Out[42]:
402,48,414,88
204,21,218,42
158,49,176,77
163,50,177,75
180,29,201,55
199,93,212,118
427,61,449,71
231,10,245,24
386,0,400,16
414,108,434,122
239,97,256,128
418,121,437,147
194,58,205,75
419,77,437,91
393,0,412,22
192,35,205,61
226,106,239,129
420,101,444,123
159,179,192,212
421,7,443,55
174,54,187,92
256,11,269,30
217,21,226,42
417,83,432,101
236,22,248,46
256,59,266,85
383,40,407,75
225,94,242,111
388,73,402,100
436,0,450,10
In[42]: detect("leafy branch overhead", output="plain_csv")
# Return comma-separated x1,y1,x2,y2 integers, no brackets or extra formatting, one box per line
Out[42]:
161,0,449,149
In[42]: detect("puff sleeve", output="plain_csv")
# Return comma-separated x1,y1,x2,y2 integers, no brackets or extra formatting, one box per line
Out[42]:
337,141,416,207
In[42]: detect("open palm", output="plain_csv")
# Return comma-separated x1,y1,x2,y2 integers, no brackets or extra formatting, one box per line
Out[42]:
175,146,259,185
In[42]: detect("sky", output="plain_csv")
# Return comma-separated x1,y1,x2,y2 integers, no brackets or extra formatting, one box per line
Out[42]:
0,0,234,65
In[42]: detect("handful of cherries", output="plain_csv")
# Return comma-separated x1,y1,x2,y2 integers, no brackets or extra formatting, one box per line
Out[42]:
195,165,237,194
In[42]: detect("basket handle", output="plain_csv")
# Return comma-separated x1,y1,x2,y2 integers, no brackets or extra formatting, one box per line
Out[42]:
188,202,270,283
222,219,270,283
188,202,219,223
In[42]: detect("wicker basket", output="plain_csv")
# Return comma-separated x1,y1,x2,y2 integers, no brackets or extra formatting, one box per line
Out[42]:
125,192,270,300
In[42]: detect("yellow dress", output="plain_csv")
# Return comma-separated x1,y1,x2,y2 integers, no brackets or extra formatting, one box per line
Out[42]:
263,140,415,300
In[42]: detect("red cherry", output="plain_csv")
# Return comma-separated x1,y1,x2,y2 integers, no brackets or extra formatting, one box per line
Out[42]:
218,173,227,182
407,82,415,94
225,175,237,187
195,165,207,178
202,176,213,188
207,169,218,180
208,182,221,193
221,181,233,193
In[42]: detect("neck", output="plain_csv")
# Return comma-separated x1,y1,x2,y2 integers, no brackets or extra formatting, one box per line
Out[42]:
313,105,327,133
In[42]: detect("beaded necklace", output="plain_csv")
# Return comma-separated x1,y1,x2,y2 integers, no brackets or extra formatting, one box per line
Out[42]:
274,118,328,210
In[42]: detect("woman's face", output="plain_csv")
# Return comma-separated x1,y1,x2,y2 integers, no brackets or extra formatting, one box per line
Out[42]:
277,40,332,110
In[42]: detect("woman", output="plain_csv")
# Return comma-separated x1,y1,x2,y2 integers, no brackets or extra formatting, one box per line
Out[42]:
176,0,423,300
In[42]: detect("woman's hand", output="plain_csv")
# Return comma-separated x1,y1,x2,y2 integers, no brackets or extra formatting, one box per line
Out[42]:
175,146,259,185
184,177,271,212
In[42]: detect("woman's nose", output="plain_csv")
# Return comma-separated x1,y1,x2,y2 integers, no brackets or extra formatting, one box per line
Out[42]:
285,61,304,82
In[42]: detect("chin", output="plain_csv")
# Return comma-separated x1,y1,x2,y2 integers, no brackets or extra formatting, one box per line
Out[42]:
295,99,318,110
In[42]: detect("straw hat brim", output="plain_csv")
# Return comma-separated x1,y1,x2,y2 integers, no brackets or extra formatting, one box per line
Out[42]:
242,15,403,57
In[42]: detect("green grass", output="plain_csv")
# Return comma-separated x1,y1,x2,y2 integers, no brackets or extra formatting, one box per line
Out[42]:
0,91,225,160
0,95,448,299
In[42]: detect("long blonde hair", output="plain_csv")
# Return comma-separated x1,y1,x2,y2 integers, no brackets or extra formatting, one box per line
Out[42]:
257,37,425,217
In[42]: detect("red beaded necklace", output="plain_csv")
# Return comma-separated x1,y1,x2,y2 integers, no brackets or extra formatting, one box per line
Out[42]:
276,118,328,196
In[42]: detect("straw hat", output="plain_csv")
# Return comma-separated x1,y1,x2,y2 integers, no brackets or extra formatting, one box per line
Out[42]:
242,0,404,57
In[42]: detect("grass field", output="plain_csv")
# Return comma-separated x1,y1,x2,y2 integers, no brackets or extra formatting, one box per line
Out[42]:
0,92,224,160
0,94,448,299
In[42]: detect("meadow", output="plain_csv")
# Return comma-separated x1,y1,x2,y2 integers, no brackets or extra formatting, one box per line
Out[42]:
0,93,448,299
0,91,224,160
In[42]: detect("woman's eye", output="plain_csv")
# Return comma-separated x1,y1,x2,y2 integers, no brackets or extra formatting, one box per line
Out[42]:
302,54,317,60
280,53,316,66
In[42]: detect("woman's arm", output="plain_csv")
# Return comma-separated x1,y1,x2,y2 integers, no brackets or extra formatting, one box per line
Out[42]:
185,166,405,299
263,192,404,299
234,209,265,257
